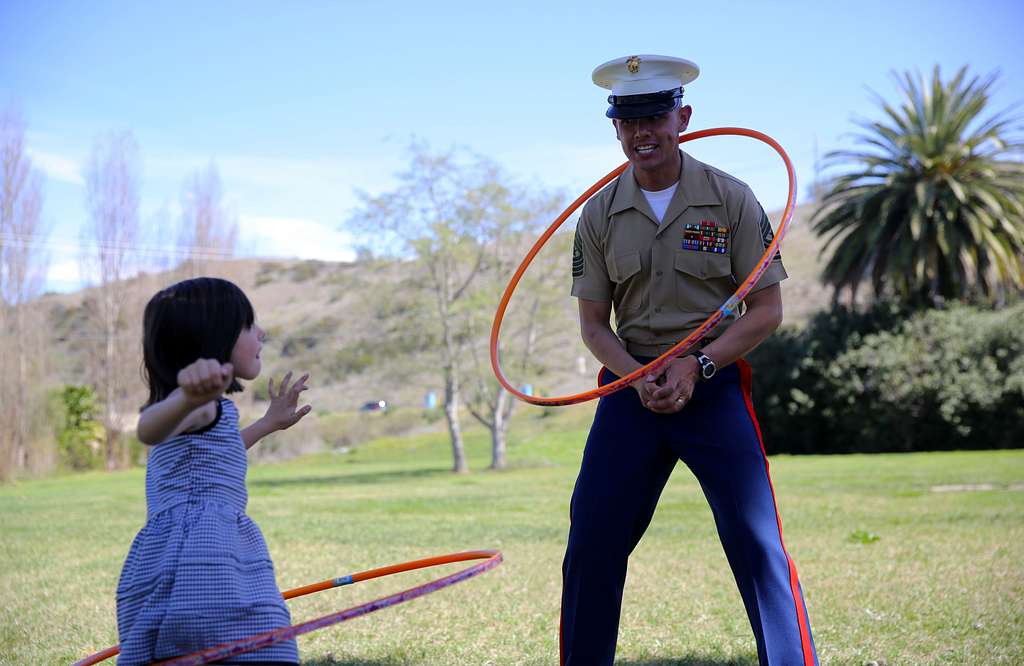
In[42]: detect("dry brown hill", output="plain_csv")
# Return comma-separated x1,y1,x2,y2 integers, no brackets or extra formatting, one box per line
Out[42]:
38,203,830,449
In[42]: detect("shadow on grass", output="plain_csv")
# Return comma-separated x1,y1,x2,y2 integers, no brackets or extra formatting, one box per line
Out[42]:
299,655,401,659
618,656,759,666
298,654,759,665
249,466,452,489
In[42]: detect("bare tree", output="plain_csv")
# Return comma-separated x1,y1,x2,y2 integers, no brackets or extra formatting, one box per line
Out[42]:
178,163,237,277
463,188,565,469
0,106,49,479
350,142,567,471
83,131,141,470
349,143,503,473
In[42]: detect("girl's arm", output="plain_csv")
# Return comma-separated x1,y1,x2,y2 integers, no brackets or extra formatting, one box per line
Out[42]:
242,371,311,449
137,359,233,445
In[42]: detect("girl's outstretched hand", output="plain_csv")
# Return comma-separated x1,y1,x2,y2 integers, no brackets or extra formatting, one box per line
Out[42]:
264,371,312,431
178,359,234,408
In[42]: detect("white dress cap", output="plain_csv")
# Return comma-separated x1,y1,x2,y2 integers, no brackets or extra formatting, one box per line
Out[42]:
592,54,700,96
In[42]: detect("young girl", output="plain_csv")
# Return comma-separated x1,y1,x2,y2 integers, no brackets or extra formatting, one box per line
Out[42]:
116,277,311,665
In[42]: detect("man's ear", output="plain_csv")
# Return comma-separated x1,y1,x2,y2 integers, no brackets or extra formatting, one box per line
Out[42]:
612,118,620,140
678,105,693,133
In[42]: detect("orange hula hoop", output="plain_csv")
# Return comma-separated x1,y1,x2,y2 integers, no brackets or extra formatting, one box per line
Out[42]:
73,550,502,666
489,127,796,406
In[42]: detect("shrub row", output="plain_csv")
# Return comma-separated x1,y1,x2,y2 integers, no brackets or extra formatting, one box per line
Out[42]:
748,302,1024,454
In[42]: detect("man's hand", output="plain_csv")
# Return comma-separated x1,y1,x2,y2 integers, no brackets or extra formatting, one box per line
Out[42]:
632,373,662,409
644,356,700,414
177,359,233,408
263,371,312,432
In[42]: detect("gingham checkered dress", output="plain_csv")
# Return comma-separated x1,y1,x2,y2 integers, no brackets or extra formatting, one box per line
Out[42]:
116,399,298,665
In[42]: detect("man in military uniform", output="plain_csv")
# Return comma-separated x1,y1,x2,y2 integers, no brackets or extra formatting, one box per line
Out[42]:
560,55,818,666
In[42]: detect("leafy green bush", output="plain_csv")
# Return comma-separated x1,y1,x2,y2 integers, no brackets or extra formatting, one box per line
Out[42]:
749,302,909,453
748,303,1024,453
50,385,105,470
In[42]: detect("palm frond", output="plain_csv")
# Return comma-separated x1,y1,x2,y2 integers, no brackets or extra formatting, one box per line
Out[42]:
811,65,1024,305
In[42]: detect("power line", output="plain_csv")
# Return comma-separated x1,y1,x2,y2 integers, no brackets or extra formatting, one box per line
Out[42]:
0,232,236,260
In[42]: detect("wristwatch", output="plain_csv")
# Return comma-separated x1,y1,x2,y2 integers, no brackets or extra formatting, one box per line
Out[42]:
691,351,717,382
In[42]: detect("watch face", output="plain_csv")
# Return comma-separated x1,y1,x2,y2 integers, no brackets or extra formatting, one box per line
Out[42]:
698,355,715,379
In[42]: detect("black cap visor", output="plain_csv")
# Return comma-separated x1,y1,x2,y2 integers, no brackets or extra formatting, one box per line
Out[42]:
605,88,683,120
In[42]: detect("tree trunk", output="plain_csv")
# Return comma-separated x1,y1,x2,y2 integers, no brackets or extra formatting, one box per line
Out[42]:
0,311,9,479
436,268,468,474
490,388,510,469
444,371,467,473
13,305,27,470
104,299,119,470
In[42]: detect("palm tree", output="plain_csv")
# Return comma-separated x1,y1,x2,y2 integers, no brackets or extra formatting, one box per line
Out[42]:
812,66,1024,306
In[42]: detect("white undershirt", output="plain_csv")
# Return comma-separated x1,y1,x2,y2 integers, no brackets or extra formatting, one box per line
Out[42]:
640,182,678,223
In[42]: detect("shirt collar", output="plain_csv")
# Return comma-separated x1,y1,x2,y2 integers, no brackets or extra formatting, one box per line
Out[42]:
610,150,722,222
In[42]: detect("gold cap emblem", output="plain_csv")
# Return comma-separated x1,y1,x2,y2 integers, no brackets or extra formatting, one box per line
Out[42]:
626,56,641,74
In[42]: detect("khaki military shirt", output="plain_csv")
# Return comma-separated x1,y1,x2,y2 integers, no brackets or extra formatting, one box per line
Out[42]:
571,150,787,356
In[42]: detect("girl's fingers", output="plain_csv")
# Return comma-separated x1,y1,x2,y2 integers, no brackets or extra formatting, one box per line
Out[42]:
291,374,310,395
289,405,312,425
197,361,213,389
179,359,234,398
279,371,293,397
268,376,275,397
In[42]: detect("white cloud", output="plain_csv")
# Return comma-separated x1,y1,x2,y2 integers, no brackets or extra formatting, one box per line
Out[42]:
238,214,355,262
42,256,86,293
47,257,81,282
26,147,84,186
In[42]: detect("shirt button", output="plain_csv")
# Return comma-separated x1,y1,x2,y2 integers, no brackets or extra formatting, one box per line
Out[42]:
656,270,663,276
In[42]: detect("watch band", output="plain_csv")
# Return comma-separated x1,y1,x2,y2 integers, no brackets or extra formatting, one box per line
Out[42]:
691,351,716,381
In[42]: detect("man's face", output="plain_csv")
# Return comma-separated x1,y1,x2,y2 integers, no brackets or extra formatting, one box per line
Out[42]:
613,104,692,173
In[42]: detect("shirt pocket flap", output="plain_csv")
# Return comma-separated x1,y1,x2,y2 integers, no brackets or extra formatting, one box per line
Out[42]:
611,251,642,282
674,251,732,280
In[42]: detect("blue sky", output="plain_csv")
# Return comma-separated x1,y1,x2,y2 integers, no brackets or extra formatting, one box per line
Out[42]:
2,0,1022,292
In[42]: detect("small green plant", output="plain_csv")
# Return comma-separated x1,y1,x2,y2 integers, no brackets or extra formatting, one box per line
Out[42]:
254,261,284,286
251,380,271,402
848,529,881,545
288,260,325,282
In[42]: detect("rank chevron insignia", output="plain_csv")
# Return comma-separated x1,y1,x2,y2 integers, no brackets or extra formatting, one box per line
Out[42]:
572,229,585,278
758,208,775,248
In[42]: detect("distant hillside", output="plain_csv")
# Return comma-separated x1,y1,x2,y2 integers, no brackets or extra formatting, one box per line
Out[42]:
38,202,831,428
774,203,833,321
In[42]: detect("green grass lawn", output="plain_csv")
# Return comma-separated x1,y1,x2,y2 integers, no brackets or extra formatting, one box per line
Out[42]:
2,405,1022,665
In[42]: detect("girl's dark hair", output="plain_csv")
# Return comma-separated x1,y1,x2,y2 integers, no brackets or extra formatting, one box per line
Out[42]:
142,277,255,408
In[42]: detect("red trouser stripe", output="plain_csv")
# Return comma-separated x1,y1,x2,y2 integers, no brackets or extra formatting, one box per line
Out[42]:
736,359,815,666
